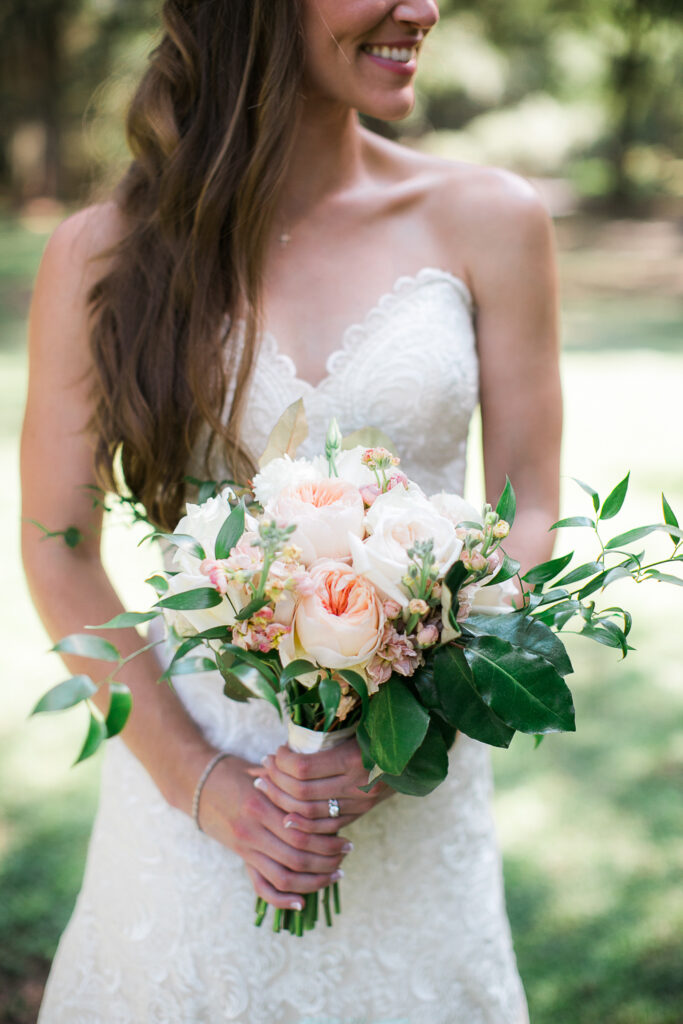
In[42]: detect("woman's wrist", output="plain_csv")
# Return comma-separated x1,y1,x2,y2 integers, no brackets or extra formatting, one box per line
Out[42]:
162,737,221,817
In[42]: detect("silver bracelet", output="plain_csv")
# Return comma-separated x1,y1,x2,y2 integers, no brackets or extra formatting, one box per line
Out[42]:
192,751,232,832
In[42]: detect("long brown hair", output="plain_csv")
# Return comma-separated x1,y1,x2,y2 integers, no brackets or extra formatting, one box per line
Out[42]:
87,0,304,529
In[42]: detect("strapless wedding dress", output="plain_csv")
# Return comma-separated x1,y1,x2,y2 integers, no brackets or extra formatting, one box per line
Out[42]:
38,268,529,1024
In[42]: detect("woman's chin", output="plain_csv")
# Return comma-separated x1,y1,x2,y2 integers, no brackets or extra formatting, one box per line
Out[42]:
359,90,416,123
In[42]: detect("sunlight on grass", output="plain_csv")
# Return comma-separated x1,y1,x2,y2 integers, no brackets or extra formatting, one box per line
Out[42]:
1,216,681,1024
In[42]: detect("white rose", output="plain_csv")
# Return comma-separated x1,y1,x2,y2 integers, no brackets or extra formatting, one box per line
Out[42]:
162,570,243,636
429,491,481,527
173,488,248,573
470,576,518,616
252,455,319,507
350,486,463,606
264,478,365,566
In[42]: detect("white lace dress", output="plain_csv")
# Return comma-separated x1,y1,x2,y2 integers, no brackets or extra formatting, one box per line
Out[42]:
38,269,529,1024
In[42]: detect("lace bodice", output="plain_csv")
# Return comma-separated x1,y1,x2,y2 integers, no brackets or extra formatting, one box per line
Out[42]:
37,267,529,1024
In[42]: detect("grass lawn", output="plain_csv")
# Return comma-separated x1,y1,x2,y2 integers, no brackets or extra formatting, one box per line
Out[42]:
1,213,682,1024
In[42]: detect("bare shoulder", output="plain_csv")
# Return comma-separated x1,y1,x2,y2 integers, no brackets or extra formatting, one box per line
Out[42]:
421,159,554,275
41,200,127,296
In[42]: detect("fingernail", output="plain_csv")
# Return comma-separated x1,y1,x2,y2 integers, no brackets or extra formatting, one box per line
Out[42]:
331,869,344,881
290,900,304,911
341,841,354,853
260,755,269,765
283,819,294,829
253,777,265,790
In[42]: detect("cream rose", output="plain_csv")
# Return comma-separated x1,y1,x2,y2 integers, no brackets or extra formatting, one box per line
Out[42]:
264,478,365,565
172,488,256,573
350,486,463,606
279,559,385,673
429,491,481,528
162,569,243,637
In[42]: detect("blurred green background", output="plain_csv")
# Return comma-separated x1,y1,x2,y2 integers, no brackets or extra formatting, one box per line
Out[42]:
1,1,682,1022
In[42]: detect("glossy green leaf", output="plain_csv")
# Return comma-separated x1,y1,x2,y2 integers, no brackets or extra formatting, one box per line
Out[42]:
444,559,468,595
483,554,521,588
427,648,515,748
235,596,271,621
532,600,581,631
279,660,319,686
87,611,161,630
522,552,574,587
572,477,600,513
156,588,223,611
105,682,132,737
151,532,206,561
463,612,573,677
463,635,576,734
31,674,97,714
168,656,217,675
53,634,120,663
74,712,107,764
214,503,246,560
366,677,430,775
551,516,595,531
599,472,630,521
556,561,604,587
64,526,82,549
495,477,516,528
578,566,631,599
579,622,629,652
319,676,341,732
375,718,450,796
222,644,279,689
216,654,253,702
606,523,683,550
662,493,680,546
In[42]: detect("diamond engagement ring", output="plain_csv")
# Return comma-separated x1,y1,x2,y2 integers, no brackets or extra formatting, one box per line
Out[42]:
328,797,340,819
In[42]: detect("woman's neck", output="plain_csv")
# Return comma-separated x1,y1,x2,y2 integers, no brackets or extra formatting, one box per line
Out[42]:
277,101,370,226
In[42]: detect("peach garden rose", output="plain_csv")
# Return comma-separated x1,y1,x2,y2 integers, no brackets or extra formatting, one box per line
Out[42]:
264,477,365,565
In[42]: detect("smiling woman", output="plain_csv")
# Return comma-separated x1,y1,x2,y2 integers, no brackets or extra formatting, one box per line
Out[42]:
23,0,560,1021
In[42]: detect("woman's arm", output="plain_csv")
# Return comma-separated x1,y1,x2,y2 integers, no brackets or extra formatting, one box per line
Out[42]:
457,168,563,571
21,206,349,907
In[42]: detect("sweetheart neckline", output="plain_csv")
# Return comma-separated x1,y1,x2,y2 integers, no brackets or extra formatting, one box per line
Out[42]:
252,267,474,392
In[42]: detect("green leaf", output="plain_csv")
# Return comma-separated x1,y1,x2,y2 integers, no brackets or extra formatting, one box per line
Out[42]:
216,654,253,702
86,611,161,630
662,493,680,546
319,676,341,732
235,596,271,621
556,561,604,587
53,634,120,663
463,635,576,734
599,472,630,521
426,648,516,748
338,669,370,721
495,477,516,528
156,588,223,611
444,559,468,595
578,566,631,599
74,712,107,764
579,622,628,651
532,600,581,631
644,570,683,587
105,682,132,737
572,477,600,513
483,554,521,588
606,523,683,550
463,612,574,677
64,526,82,548
279,660,319,686
214,503,245,560
522,552,574,587
31,675,97,714
366,678,430,776
377,718,450,797
168,656,217,675
145,574,169,595
222,644,280,689
551,516,595,531
534,735,545,749
151,532,206,561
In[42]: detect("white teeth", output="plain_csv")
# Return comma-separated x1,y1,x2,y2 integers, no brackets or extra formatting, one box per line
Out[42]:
364,45,415,64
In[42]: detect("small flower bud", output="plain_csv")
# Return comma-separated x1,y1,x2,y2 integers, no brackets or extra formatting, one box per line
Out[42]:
383,599,402,620
493,521,510,539
461,550,488,573
408,598,430,617
416,624,439,648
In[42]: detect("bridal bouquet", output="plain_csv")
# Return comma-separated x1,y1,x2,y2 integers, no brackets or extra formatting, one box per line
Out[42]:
33,403,683,936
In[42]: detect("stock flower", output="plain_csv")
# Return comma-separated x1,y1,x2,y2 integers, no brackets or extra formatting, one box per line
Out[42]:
265,478,364,565
279,559,385,675
350,486,462,606
366,623,420,693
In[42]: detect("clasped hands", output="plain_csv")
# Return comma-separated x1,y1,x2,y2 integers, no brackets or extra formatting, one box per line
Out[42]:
209,736,393,912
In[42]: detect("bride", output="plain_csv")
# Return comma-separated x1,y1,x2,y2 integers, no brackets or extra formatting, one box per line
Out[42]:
23,1,561,1021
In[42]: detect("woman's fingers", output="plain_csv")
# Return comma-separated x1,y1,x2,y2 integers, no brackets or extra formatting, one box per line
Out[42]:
244,865,307,912
251,757,350,802
252,771,366,822
281,812,357,834
248,849,344,896
270,738,362,780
